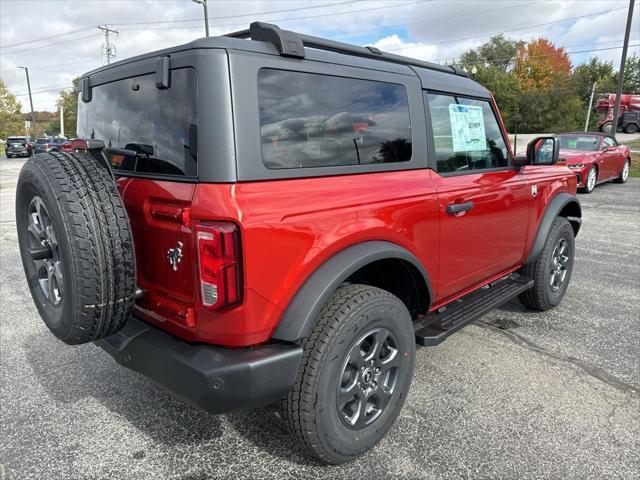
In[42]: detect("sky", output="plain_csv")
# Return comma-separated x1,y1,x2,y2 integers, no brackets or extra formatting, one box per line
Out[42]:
1,0,638,111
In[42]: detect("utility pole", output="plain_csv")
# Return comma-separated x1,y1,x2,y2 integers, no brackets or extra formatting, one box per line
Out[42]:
98,25,119,64
60,105,65,138
192,0,210,37
584,81,597,132
611,0,635,139
18,66,35,137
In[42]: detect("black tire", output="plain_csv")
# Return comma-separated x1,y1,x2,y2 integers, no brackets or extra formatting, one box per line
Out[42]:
579,165,597,193
624,123,638,134
600,122,613,134
519,217,575,311
613,158,630,183
281,284,415,464
15,152,136,345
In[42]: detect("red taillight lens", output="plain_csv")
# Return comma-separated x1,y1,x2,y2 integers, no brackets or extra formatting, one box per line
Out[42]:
197,222,242,310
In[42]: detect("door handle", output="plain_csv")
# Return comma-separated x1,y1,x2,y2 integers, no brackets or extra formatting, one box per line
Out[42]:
446,201,474,215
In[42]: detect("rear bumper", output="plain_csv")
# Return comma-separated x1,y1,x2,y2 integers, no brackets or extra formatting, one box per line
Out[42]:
96,317,302,414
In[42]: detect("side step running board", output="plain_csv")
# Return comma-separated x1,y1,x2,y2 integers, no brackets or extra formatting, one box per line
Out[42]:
415,274,533,346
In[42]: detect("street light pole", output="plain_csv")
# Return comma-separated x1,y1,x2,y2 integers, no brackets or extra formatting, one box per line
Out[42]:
192,0,209,37
18,66,35,137
584,81,597,132
611,0,635,139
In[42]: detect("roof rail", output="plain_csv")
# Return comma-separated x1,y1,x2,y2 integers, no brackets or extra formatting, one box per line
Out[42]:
226,22,466,77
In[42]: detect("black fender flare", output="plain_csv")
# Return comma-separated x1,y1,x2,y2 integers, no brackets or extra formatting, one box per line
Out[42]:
525,192,581,264
272,241,433,342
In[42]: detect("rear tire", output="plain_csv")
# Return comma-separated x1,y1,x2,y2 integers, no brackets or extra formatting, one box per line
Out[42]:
579,165,597,193
600,122,613,134
519,217,575,311
280,284,415,464
613,159,630,183
16,152,136,344
624,123,638,134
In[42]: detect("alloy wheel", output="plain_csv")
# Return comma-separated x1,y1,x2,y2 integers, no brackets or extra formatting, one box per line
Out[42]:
549,237,569,292
622,161,630,182
587,167,597,191
337,327,400,429
26,196,63,306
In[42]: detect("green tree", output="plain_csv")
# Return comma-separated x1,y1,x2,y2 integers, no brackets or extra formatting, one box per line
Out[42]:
0,80,24,139
515,86,584,133
470,66,522,129
55,77,80,137
621,54,640,93
459,35,524,72
571,57,616,103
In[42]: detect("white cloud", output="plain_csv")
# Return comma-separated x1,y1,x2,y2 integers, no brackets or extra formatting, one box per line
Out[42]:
0,0,637,111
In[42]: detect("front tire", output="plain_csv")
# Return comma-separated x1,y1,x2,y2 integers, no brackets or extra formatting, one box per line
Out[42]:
281,284,415,464
519,217,575,311
613,159,630,184
579,165,597,193
600,122,613,133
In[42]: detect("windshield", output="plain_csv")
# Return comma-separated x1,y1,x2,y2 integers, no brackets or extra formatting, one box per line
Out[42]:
559,135,600,152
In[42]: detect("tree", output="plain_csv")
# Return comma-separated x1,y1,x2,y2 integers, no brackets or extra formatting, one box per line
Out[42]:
515,85,583,133
514,38,572,92
571,57,616,103
55,77,80,137
459,35,524,72
621,54,640,93
470,66,522,129
0,80,24,140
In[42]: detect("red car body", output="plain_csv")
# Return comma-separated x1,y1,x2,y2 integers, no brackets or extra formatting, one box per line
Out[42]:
115,121,577,347
558,133,631,190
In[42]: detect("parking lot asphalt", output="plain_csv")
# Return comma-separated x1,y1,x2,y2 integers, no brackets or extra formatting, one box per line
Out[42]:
1,156,639,480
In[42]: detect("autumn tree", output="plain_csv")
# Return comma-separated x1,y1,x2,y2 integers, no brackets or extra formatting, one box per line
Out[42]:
0,80,24,140
514,38,572,91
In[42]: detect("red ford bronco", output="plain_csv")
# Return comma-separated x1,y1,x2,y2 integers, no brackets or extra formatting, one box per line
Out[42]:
16,23,581,464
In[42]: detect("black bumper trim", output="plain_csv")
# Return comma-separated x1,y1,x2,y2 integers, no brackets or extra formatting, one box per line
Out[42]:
96,317,302,414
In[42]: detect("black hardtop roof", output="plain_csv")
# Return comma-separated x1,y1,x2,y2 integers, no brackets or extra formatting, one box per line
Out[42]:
82,22,477,84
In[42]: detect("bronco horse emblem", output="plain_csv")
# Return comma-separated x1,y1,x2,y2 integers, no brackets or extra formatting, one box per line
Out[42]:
167,241,183,271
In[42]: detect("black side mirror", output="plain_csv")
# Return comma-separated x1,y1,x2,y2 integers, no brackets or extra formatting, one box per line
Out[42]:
526,136,560,165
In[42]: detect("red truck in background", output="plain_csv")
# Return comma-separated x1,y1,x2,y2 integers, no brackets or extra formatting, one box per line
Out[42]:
595,93,640,133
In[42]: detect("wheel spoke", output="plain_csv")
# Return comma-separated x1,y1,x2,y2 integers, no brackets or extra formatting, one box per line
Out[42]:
364,329,387,362
348,347,365,369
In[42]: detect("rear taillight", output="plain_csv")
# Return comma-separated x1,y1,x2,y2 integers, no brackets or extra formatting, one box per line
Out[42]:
197,222,242,310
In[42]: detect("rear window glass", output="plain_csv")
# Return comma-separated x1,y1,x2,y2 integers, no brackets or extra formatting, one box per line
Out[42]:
257,69,412,169
7,137,26,143
77,68,197,177
36,139,48,144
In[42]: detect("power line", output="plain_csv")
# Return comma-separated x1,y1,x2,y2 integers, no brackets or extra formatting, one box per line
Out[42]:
0,33,102,55
111,0,366,26
0,26,95,49
117,0,432,31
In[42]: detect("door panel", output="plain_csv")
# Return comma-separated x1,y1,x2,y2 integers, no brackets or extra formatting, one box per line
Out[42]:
432,170,530,301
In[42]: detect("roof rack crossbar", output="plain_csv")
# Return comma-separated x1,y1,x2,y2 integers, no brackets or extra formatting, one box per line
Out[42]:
225,22,466,77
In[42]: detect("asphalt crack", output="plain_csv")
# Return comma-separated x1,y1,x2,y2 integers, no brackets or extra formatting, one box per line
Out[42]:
477,320,640,395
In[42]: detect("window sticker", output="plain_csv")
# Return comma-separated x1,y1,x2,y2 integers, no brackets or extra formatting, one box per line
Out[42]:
448,104,486,152
567,139,578,148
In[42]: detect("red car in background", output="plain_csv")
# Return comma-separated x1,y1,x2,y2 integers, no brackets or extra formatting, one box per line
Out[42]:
61,138,88,152
558,133,631,193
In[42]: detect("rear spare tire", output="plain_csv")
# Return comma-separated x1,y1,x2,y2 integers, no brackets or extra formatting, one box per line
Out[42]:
16,152,136,344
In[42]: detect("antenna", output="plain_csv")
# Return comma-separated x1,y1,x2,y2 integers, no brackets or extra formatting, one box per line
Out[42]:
98,25,119,64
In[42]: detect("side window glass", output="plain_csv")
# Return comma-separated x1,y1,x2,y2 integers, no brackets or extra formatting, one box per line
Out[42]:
425,92,509,174
257,69,412,169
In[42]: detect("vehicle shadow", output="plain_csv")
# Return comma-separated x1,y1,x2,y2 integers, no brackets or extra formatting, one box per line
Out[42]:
23,332,223,447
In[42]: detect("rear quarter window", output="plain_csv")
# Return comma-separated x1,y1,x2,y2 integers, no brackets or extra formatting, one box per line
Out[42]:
257,69,412,169
77,68,197,177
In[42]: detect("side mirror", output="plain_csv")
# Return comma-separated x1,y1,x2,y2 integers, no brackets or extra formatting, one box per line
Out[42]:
526,136,560,165
602,145,615,152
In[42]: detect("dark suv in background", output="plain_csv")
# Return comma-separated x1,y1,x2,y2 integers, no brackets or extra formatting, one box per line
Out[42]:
34,137,66,154
5,136,33,158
